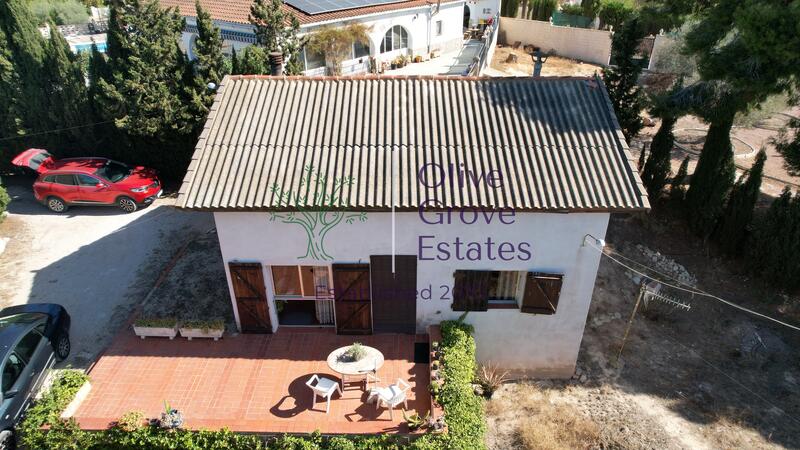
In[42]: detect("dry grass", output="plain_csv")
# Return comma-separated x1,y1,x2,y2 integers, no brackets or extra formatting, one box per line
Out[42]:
485,383,602,450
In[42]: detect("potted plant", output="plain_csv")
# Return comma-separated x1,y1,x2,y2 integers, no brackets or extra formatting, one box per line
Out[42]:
413,55,422,63
179,319,225,341
402,410,429,431
339,342,367,362
133,317,178,339
117,410,145,432
157,401,183,430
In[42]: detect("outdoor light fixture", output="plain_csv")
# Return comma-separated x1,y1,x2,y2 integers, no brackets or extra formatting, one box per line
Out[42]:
582,234,605,248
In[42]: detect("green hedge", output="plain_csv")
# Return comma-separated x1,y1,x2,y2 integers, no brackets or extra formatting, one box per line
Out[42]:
22,321,485,449
437,320,486,450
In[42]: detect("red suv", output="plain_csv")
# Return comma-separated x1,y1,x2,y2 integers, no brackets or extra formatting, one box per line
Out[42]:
12,149,162,213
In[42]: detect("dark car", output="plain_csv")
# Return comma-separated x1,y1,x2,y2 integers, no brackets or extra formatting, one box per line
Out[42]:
11,148,162,213
0,304,71,449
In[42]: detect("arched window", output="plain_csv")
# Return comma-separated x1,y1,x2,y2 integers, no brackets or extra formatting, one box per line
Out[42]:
380,25,409,53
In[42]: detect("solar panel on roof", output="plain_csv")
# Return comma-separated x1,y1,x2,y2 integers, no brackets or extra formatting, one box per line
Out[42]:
284,0,410,15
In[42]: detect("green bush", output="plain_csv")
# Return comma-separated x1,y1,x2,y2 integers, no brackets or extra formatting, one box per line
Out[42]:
438,320,486,450
560,3,585,16
0,183,10,218
18,370,89,449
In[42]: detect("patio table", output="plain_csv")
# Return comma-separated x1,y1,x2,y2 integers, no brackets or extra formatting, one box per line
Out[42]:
326,345,384,389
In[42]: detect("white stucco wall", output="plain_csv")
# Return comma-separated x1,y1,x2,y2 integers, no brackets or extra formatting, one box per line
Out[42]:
499,16,612,65
214,210,609,378
181,2,465,75
465,0,499,26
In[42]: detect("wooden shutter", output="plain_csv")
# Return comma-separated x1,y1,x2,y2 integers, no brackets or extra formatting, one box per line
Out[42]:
332,264,372,334
370,255,417,334
451,270,490,312
521,272,563,315
228,262,272,333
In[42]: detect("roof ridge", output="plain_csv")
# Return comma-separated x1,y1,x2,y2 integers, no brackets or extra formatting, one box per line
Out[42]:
228,75,598,82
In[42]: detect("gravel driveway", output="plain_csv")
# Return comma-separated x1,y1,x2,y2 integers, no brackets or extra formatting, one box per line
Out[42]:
0,175,213,367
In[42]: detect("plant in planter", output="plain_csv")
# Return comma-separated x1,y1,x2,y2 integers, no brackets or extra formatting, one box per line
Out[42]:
429,382,441,404
428,415,446,432
157,401,183,430
179,319,225,341
431,359,440,370
402,410,429,431
475,363,510,398
133,317,178,340
339,342,367,362
117,410,145,432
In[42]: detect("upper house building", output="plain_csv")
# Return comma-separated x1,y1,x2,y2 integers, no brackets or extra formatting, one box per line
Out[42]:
159,0,500,75
177,75,649,378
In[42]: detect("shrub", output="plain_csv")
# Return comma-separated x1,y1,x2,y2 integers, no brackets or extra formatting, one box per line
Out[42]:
598,0,635,30
116,410,145,432
181,318,225,331
439,320,486,449
476,363,510,397
18,370,89,449
560,3,585,16
133,317,178,328
0,183,10,219
29,0,89,25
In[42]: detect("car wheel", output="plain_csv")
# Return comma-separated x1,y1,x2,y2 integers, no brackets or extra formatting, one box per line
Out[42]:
46,197,68,213
117,196,138,213
55,332,70,361
0,429,15,450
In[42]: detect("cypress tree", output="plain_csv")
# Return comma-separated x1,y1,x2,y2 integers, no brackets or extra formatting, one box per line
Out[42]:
748,188,800,290
230,47,239,75
602,17,646,142
713,150,766,255
190,1,227,116
0,0,48,135
98,0,196,178
0,26,20,144
669,156,689,202
641,116,676,199
641,79,683,200
249,0,302,74
42,23,94,152
99,0,193,137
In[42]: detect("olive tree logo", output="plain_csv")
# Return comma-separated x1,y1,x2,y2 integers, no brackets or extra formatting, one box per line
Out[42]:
269,164,367,261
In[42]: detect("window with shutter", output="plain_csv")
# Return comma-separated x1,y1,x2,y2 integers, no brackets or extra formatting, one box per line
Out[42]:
452,270,490,311
521,272,563,315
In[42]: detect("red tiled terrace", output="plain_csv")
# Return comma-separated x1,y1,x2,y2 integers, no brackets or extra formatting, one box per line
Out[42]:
73,328,430,434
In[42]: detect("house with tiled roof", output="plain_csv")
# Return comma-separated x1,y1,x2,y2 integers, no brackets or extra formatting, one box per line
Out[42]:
177,74,649,378
161,0,499,75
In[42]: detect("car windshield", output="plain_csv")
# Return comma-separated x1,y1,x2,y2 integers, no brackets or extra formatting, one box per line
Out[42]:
96,161,131,183
0,313,45,331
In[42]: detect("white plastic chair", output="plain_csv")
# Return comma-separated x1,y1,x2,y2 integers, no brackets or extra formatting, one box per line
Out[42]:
306,374,342,414
374,378,411,419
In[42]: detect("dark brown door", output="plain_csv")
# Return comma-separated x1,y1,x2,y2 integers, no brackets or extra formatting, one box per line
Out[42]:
228,262,272,333
370,255,417,334
332,263,372,335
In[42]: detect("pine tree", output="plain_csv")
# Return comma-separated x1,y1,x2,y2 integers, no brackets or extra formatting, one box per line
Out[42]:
713,150,766,255
0,0,48,135
190,1,227,115
249,0,302,74
602,17,646,142
669,156,689,202
42,23,95,152
236,46,269,75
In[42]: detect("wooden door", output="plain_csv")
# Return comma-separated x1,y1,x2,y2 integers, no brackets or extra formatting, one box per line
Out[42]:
228,262,272,333
332,263,372,335
370,255,417,334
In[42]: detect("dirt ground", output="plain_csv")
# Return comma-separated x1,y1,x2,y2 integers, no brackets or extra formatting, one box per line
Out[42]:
140,229,237,332
632,110,800,198
0,175,213,367
489,45,602,77
485,211,800,450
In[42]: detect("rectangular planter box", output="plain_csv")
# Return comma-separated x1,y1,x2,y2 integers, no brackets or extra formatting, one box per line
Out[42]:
133,325,178,339
179,327,223,341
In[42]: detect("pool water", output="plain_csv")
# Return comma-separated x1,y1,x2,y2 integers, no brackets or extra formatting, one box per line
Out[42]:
72,42,107,53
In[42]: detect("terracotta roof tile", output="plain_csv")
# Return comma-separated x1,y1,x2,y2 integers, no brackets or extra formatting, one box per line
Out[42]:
159,0,458,26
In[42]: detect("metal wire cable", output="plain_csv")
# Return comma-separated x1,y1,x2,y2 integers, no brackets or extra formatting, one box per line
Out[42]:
583,239,800,332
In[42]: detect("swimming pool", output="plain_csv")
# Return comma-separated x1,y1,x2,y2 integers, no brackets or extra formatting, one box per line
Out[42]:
72,42,107,53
